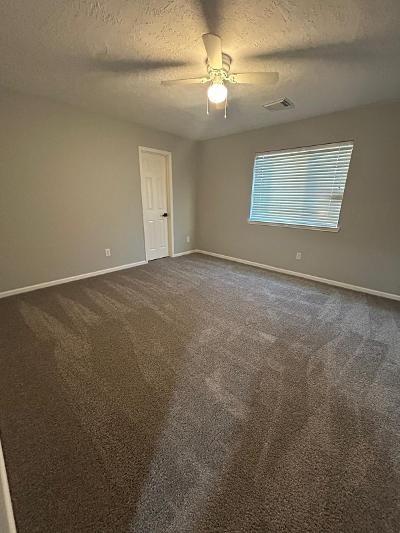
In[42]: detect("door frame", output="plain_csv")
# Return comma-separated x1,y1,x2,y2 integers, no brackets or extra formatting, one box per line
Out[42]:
138,146,174,261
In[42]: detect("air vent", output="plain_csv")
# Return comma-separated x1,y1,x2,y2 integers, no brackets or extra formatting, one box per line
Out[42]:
263,98,294,111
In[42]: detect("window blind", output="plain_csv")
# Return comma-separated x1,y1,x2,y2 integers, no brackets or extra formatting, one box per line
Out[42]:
249,141,354,230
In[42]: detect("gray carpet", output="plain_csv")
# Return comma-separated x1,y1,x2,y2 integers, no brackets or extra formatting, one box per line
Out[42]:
0,254,400,532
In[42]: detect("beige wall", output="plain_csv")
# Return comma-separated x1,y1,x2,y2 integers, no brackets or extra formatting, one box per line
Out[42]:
197,102,400,295
0,89,197,292
1,90,399,296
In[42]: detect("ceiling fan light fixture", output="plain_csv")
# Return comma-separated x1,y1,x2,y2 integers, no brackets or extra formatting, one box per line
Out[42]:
161,33,279,119
207,82,227,104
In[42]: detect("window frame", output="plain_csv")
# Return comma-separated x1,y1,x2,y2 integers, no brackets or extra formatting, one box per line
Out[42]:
248,140,354,232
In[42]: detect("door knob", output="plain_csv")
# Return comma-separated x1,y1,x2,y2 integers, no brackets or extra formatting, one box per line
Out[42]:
162,213,168,217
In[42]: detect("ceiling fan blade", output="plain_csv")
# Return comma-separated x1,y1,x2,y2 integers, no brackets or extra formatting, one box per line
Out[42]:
246,39,373,64
199,0,222,35
88,57,189,74
161,76,208,86
202,33,222,69
230,72,279,85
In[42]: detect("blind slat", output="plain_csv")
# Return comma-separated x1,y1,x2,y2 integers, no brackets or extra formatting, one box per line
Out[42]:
249,141,354,229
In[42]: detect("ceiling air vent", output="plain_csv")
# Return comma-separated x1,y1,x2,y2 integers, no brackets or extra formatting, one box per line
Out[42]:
263,98,294,111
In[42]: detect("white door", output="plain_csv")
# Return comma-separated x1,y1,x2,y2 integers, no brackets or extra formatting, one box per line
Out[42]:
140,149,170,261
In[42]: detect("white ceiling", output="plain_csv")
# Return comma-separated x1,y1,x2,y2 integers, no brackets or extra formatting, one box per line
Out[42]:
0,0,399,140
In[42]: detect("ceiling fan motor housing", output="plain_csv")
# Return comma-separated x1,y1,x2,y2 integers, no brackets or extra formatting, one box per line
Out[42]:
207,53,232,82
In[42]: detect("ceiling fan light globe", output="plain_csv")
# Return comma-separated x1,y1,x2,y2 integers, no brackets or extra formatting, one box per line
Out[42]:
207,83,227,104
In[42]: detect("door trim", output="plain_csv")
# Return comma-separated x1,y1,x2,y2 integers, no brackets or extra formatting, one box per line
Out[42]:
138,146,174,261
0,439,17,533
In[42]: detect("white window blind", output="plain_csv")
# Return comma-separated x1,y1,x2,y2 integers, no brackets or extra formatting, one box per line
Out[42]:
249,141,354,230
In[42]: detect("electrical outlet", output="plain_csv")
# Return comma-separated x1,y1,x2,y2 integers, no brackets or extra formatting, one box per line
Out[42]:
296,252,302,260
105,248,111,257
186,235,190,243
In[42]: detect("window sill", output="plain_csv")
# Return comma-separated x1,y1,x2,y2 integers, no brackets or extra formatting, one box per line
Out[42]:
247,220,340,232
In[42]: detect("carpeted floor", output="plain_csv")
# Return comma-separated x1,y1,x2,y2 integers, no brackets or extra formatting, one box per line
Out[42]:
0,254,400,532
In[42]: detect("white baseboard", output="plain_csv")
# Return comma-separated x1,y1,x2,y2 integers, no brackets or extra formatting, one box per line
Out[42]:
0,260,147,299
0,439,16,533
1,250,398,302
194,250,400,302
172,250,196,257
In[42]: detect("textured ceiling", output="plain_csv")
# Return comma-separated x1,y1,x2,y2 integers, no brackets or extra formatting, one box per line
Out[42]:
0,0,399,139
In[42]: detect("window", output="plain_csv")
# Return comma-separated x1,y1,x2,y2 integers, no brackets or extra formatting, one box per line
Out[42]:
249,141,354,231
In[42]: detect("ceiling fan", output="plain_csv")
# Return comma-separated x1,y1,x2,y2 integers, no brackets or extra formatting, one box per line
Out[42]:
161,33,279,117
